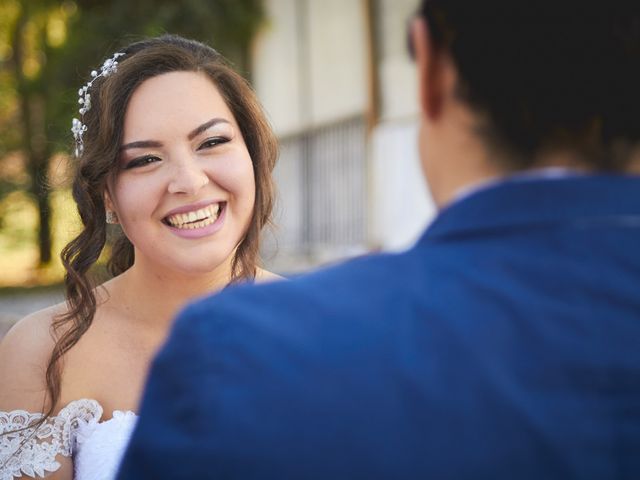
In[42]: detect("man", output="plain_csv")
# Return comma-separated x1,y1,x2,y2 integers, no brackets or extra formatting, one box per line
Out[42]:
118,1,640,478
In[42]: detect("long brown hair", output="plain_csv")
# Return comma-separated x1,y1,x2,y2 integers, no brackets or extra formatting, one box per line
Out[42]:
45,35,277,418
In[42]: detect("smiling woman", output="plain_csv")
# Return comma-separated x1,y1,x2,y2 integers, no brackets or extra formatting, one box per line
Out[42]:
108,71,257,276
0,35,279,480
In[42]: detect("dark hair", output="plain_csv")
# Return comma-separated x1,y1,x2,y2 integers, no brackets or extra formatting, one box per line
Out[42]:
45,35,277,416
417,1,640,170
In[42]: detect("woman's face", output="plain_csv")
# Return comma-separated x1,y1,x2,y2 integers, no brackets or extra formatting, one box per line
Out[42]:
108,71,255,275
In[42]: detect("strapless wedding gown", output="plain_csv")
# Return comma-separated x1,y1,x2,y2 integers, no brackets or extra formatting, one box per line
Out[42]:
0,399,137,480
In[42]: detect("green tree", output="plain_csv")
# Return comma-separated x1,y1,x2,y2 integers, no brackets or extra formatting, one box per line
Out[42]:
7,0,60,264
1,0,266,268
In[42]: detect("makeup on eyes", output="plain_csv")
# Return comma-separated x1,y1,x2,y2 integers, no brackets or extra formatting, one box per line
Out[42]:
195,122,235,144
186,117,234,141
119,118,236,169
122,154,160,169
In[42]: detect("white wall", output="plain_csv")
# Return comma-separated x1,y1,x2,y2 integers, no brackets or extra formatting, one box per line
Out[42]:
253,0,368,135
306,0,368,125
369,119,434,251
369,0,434,251
252,0,302,136
253,0,436,259
377,0,420,121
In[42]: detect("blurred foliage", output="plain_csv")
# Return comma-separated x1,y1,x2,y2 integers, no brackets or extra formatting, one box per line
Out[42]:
0,0,266,283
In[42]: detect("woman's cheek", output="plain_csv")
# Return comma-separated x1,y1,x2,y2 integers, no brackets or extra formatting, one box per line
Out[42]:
214,155,255,197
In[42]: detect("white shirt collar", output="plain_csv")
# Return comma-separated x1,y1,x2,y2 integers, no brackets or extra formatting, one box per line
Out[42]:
451,167,584,205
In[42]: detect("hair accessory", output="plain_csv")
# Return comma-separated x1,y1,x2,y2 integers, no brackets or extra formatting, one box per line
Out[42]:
106,210,119,224
71,52,125,158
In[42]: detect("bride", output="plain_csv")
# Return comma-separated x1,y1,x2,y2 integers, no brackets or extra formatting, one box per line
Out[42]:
0,35,279,479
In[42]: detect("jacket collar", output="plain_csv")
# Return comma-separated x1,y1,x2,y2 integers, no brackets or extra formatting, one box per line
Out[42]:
420,174,640,243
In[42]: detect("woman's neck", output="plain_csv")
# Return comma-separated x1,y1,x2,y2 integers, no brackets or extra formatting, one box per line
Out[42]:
103,255,235,331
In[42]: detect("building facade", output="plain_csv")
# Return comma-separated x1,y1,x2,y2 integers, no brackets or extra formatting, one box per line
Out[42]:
252,0,434,272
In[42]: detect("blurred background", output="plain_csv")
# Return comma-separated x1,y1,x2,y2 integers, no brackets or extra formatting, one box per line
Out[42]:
0,0,434,335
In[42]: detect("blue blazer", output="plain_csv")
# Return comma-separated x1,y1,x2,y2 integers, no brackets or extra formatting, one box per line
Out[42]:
118,176,640,479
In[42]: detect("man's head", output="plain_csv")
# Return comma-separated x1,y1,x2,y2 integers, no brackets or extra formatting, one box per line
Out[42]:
411,1,640,206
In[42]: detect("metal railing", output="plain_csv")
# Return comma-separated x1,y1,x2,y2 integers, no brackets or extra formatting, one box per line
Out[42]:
263,115,368,271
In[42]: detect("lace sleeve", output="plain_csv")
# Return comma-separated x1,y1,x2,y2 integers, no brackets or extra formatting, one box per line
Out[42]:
0,399,102,480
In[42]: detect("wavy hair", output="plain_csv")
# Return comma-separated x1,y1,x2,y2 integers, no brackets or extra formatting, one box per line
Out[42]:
44,35,277,418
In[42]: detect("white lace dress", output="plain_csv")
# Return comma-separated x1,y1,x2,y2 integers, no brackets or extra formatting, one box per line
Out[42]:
0,399,137,480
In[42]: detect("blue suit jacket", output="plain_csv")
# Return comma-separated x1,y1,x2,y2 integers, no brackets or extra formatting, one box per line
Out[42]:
118,176,640,479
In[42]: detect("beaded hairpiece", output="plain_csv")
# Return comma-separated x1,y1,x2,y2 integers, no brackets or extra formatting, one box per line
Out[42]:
71,52,125,158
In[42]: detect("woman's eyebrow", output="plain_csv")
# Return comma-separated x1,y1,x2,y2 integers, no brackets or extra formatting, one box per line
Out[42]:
188,117,231,140
119,118,231,150
120,140,163,151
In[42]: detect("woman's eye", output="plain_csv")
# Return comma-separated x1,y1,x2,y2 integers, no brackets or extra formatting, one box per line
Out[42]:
198,137,230,150
125,155,161,169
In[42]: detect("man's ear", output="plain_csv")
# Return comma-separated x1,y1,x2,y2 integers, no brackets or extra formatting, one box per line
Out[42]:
411,17,445,121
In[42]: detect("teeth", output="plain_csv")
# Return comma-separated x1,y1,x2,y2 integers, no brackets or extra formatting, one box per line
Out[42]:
165,203,222,228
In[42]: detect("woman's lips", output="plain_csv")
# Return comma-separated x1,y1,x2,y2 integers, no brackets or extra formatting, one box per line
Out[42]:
164,203,222,228
164,202,227,239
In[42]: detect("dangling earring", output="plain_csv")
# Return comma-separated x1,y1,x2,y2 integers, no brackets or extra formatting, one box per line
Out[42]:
106,210,119,224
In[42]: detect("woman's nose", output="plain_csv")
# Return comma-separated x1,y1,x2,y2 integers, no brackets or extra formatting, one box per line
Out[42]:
167,157,210,195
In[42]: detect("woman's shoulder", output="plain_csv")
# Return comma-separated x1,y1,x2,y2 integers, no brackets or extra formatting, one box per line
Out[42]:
0,302,68,411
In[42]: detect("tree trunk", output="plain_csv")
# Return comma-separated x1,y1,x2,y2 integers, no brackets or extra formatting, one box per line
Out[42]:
12,2,53,267
36,180,52,265
30,148,52,266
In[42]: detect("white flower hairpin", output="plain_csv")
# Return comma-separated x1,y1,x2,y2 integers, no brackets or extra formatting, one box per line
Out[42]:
71,52,125,158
